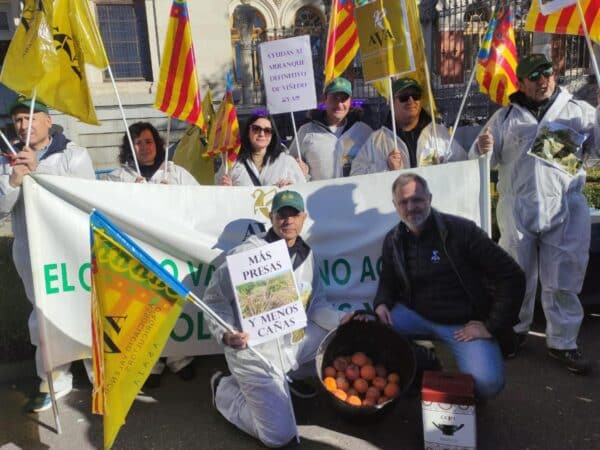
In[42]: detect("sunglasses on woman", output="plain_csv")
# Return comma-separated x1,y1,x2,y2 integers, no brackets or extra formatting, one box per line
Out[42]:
250,124,273,135
527,67,553,82
396,91,422,102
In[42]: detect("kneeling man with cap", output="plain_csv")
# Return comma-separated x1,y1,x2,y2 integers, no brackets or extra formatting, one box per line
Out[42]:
204,190,346,447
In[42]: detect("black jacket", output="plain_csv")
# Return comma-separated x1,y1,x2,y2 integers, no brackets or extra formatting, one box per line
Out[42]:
373,209,525,337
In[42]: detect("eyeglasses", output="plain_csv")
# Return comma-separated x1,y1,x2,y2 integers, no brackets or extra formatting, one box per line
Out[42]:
250,124,273,135
396,91,422,102
527,67,553,82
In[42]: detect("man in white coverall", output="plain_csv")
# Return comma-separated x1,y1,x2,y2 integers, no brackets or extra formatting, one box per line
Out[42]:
289,77,372,179
471,54,598,374
351,77,465,175
0,97,96,411
205,190,347,447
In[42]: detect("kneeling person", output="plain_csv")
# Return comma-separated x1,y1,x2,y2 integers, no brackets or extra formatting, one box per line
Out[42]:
374,173,525,398
204,190,344,447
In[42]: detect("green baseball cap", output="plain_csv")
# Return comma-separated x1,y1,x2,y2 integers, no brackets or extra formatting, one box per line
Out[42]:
271,190,305,213
392,77,422,95
324,77,352,96
516,54,552,79
9,96,49,115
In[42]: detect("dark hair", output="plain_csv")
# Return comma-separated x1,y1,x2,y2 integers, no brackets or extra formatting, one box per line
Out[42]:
238,113,284,165
392,172,430,195
119,122,165,165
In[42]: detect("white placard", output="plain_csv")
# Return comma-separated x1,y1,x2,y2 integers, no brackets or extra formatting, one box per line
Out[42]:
227,240,306,345
260,35,317,114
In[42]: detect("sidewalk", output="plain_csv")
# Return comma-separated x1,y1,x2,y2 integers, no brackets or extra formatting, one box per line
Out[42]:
1,311,599,450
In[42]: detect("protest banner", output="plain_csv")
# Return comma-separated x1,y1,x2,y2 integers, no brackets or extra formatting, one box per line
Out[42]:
22,157,489,371
354,0,415,82
260,35,317,115
227,240,306,345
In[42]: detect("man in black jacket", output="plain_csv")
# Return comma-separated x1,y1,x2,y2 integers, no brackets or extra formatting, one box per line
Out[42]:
374,173,525,398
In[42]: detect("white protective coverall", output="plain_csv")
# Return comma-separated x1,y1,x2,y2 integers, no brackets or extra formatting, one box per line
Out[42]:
0,137,95,392
350,122,466,175
101,160,198,185
214,153,306,186
204,232,343,447
470,87,600,350
100,159,198,373
288,111,373,180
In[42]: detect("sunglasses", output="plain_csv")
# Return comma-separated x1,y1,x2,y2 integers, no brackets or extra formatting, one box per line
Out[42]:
396,91,422,102
250,124,273,135
528,66,553,82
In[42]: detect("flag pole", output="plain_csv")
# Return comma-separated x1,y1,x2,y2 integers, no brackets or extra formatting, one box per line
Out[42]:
164,118,171,182
106,66,142,177
575,0,600,83
25,88,37,149
446,59,479,154
421,56,439,159
0,129,17,155
387,77,399,151
290,112,301,160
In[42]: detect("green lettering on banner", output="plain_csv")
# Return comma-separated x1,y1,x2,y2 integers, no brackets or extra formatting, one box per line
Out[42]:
204,265,216,286
319,260,331,286
187,261,204,286
360,256,377,282
79,262,91,292
332,259,351,285
161,259,179,279
170,312,193,342
197,311,211,340
337,302,374,312
376,256,383,276
44,264,60,294
60,263,75,292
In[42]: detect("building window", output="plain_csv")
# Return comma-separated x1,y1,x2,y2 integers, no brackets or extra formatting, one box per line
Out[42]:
96,1,152,81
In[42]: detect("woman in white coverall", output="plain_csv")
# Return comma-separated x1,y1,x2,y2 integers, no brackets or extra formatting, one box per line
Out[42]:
101,121,198,185
470,54,599,373
204,191,346,447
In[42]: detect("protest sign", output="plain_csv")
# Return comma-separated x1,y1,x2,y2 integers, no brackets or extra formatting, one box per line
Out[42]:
227,240,306,345
260,35,317,114
355,0,415,82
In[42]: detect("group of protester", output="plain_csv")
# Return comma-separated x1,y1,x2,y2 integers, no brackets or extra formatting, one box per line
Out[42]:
0,52,597,447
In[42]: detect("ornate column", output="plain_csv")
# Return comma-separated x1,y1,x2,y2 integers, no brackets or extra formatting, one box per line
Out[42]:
233,2,255,105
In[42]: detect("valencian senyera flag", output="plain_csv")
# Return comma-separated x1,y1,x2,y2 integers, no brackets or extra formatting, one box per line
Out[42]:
525,0,600,42
476,2,518,106
204,74,240,168
354,0,415,82
0,0,109,124
324,0,368,85
154,0,205,131
173,88,218,184
90,211,187,449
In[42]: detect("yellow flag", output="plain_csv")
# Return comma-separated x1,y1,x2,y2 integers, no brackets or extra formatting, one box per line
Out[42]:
173,89,218,184
0,0,58,95
355,0,415,82
91,211,186,449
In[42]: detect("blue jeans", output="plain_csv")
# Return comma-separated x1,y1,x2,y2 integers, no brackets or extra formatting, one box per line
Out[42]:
390,303,505,399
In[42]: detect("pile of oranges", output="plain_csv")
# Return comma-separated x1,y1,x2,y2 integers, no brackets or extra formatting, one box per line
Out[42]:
322,351,401,407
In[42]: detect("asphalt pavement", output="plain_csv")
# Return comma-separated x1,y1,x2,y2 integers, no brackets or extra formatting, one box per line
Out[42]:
1,308,599,450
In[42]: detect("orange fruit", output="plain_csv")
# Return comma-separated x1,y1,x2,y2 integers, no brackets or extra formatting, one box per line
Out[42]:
387,372,400,384
360,364,376,381
347,388,358,397
366,386,380,401
336,376,349,392
383,382,400,398
375,364,387,378
372,376,387,391
351,352,369,367
333,356,348,371
377,395,390,405
323,376,337,392
353,378,369,394
333,389,347,401
346,395,362,406
323,366,336,378
362,397,376,407
345,364,360,381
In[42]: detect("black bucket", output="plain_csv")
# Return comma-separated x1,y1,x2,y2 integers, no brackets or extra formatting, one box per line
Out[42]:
315,315,416,421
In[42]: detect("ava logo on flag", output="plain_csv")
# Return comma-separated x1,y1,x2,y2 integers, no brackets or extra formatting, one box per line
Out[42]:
252,187,277,219
373,8,387,30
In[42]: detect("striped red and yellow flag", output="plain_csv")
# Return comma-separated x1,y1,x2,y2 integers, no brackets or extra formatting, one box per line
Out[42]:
205,77,240,167
154,0,205,131
324,0,364,85
476,2,518,106
525,0,600,42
